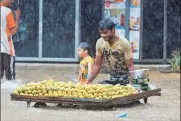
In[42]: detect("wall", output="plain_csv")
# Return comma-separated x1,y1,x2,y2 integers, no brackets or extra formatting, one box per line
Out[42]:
142,0,181,59
142,0,164,59
167,0,181,58
81,0,103,57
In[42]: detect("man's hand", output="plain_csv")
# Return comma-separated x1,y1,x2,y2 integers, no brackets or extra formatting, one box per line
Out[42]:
125,58,134,71
13,8,21,30
84,80,92,85
87,54,102,83
15,8,21,20
81,80,92,85
125,58,134,80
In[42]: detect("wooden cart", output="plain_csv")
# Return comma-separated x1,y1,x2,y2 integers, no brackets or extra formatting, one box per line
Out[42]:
10,88,161,108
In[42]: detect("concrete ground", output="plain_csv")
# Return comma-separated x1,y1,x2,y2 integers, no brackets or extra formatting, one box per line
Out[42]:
1,64,180,121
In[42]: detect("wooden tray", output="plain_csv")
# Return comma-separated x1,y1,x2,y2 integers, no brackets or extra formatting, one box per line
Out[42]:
10,88,161,107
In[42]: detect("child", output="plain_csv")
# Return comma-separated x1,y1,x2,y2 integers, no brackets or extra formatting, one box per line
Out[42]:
78,42,94,84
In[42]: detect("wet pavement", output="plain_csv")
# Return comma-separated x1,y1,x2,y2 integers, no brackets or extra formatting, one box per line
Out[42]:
1,65,180,121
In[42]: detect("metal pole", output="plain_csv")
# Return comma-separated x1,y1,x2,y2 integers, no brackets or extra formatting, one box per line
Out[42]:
139,0,144,59
163,0,167,62
102,0,105,19
75,0,80,61
125,0,130,40
38,0,43,58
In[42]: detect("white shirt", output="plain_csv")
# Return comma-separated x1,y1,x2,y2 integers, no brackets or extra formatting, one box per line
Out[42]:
1,5,16,56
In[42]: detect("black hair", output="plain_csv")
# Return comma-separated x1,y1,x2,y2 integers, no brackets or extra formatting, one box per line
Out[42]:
99,19,115,31
78,42,91,54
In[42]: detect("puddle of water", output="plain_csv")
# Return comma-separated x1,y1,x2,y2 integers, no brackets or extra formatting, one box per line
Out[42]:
65,74,79,83
1,80,22,91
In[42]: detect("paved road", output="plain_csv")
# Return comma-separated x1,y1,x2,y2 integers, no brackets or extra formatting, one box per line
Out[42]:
1,66,180,121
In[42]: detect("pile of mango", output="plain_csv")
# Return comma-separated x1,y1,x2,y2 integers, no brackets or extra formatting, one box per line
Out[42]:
12,80,137,100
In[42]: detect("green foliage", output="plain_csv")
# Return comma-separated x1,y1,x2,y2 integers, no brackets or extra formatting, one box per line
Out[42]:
170,49,180,71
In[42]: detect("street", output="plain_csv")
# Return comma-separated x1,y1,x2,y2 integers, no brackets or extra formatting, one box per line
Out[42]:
1,65,180,121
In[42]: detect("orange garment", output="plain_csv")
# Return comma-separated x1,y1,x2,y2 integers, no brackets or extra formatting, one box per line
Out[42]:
79,56,94,83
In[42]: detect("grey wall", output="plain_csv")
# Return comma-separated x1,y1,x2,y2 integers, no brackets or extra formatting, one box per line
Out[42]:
42,0,75,58
142,0,164,59
14,0,39,57
167,0,181,58
142,0,181,59
81,0,103,57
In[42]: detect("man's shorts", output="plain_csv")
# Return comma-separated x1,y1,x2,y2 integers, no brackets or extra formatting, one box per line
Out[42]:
1,53,15,80
99,75,129,85
99,72,130,85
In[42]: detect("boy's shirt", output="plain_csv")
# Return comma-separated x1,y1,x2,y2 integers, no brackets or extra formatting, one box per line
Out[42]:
79,56,94,83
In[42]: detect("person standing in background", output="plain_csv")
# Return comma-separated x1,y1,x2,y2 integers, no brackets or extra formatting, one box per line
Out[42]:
1,0,21,81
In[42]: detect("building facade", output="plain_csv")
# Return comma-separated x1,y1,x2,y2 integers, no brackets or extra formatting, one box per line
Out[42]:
12,0,180,63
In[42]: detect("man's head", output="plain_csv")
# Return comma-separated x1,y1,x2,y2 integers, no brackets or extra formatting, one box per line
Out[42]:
1,0,14,7
78,42,90,59
99,19,115,42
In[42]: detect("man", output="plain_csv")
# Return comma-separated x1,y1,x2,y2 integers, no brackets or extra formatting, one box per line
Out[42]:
87,19,134,85
1,0,21,81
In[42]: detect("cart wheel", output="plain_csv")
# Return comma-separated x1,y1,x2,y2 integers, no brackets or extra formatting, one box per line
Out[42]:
57,103,63,107
107,105,113,109
144,98,148,104
27,101,31,107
